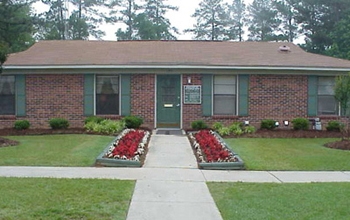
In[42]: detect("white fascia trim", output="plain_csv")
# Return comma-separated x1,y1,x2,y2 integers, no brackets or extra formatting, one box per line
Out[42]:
4,65,350,72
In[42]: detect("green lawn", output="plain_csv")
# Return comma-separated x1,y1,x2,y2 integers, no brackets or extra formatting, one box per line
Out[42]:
208,182,350,220
0,177,135,220
226,138,350,170
0,135,115,166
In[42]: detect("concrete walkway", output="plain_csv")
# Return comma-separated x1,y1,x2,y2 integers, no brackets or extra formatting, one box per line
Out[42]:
127,131,222,220
1,130,350,220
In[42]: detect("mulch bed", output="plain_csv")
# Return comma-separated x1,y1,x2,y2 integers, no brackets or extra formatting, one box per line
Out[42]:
1,128,349,150
238,129,343,138
324,140,350,150
0,137,19,147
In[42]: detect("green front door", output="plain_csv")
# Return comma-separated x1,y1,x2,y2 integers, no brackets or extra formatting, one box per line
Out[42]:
157,75,181,128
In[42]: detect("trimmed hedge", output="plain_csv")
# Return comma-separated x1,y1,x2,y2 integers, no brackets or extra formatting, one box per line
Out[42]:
49,118,69,129
14,120,30,130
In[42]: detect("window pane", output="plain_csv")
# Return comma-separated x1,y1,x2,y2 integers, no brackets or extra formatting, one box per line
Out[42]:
214,75,236,85
318,95,338,115
0,76,15,115
0,76,15,95
96,76,119,94
214,95,236,115
96,76,119,115
214,85,236,94
213,75,237,115
318,77,335,95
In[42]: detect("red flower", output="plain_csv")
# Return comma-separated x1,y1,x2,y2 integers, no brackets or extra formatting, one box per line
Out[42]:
194,130,232,162
108,130,146,159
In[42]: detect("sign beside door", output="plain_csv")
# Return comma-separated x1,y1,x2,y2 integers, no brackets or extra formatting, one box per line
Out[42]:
184,85,201,104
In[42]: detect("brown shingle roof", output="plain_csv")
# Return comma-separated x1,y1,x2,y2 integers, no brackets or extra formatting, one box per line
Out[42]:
4,40,350,69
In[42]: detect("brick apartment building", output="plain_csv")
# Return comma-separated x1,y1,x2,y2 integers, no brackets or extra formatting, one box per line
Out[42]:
1,40,350,129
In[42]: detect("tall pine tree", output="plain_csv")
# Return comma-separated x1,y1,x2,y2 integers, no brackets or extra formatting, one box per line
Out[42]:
69,0,106,39
294,0,350,55
142,0,178,40
108,0,140,40
186,0,227,40
36,0,105,40
274,0,298,42
247,0,280,41
226,0,246,41
0,0,34,52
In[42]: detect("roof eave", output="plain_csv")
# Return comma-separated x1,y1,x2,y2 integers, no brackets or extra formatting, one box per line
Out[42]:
3,65,350,72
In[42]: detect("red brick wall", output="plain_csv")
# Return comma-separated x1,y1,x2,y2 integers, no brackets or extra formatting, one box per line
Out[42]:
131,74,155,128
0,74,85,129
26,74,85,128
248,74,308,128
182,74,309,129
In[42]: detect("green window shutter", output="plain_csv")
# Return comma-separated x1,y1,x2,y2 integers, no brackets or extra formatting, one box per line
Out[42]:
238,75,249,116
15,75,26,116
84,74,94,116
308,76,318,117
202,74,212,116
120,74,131,116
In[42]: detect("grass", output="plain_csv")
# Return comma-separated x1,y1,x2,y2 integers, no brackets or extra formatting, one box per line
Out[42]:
0,177,135,220
226,138,350,170
208,182,350,220
0,135,115,166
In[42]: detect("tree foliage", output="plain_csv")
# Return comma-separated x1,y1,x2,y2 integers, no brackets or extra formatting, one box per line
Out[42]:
186,0,227,40
293,0,350,55
108,0,140,40
274,0,298,42
36,0,105,40
247,0,280,41
327,13,350,60
141,0,178,40
334,73,350,116
226,0,246,41
0,0,35,72
0,0,34,52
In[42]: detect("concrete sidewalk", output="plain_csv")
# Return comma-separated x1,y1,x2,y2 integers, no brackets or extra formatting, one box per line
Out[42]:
0,166,349,183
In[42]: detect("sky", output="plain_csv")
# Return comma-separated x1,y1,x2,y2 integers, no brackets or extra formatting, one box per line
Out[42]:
33,0,254,41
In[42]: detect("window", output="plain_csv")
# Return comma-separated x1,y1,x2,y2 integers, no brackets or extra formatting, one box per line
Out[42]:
317,77,338,115
96,75,119,115
0,76,15,115
213,75,236,115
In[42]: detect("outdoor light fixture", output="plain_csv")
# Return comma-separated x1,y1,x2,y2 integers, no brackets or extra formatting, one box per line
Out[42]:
283,120,289,126
275,121,280,127
187,77,192,84
244,121,250,126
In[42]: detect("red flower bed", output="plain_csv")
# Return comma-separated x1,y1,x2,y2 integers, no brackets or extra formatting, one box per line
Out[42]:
194,130,237,162
105,129,148,160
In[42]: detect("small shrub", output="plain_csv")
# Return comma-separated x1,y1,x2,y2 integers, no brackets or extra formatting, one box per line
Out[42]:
123,116,143,129
229,122,244,136
14,120,30,130
84,119,125,135
292,118,309,130
326,121,344,132
84,116,104,125
244,125,256,134
261,119,276,130
212,122,223,131
191,120,208,130
217,127,230,136
49,118,69,129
